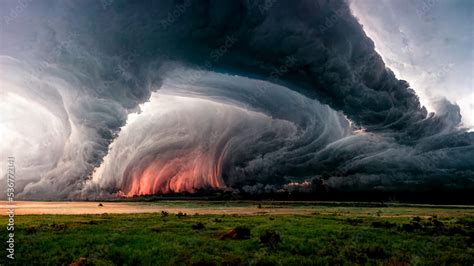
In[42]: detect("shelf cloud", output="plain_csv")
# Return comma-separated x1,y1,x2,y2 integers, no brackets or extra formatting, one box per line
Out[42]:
0,0,472,199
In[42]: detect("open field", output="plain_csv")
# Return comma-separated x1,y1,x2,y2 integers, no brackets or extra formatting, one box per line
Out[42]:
2,201,474,217
1,201,473,265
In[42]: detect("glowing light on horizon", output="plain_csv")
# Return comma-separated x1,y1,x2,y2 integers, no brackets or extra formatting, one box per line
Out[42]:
121,150,225,196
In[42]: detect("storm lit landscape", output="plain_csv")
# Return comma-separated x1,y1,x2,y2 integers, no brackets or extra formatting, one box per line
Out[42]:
1,0,473,264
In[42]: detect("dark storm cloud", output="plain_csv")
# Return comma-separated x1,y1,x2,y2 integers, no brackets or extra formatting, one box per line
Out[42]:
59,0,464,137
0,0,472,198
83,70,352,196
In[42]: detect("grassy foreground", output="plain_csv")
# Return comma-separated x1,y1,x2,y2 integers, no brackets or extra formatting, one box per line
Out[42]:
1,203,473,265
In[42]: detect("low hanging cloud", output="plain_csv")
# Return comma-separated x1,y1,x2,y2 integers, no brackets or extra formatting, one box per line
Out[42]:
83,69,351,197
0,0,472,199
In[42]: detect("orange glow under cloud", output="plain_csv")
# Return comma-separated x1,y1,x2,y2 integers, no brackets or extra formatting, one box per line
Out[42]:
121,150,225,196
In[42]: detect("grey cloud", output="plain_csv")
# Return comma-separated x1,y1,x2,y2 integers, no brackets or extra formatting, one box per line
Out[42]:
0,0,472,198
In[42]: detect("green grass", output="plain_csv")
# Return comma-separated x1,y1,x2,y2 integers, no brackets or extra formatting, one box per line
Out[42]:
1,203,473,265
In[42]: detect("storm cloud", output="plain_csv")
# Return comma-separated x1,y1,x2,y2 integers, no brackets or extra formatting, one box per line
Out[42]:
0,0,472,199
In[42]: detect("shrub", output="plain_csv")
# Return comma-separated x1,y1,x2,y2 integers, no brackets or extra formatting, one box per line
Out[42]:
192,222,205,230
347,218,363,225
220,226,251,240
371,221,396,229
259,230,281,249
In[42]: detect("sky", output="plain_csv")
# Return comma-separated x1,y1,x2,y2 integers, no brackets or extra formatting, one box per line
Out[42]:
350,0,474,129
0,0,473,199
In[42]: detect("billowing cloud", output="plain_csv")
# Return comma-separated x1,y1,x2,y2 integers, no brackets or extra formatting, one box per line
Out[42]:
349,0,474,128
83,69,351,197
0,0,472,199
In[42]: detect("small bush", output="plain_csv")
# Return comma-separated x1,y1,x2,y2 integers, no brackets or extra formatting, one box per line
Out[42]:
365,246,386,259
432,219,444,227
347,218,363,225
371,221,396,229
50,223,67,231
192,222,205,230
259,230,281,249
344,247,367,264
411,221,423,230
26,226,37,234
220,226,251,240
400,223,415,232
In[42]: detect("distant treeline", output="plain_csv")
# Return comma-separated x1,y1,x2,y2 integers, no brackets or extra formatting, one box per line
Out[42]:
121,188,474,205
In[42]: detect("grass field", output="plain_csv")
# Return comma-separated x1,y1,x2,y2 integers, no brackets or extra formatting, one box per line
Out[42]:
1,201,473,265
